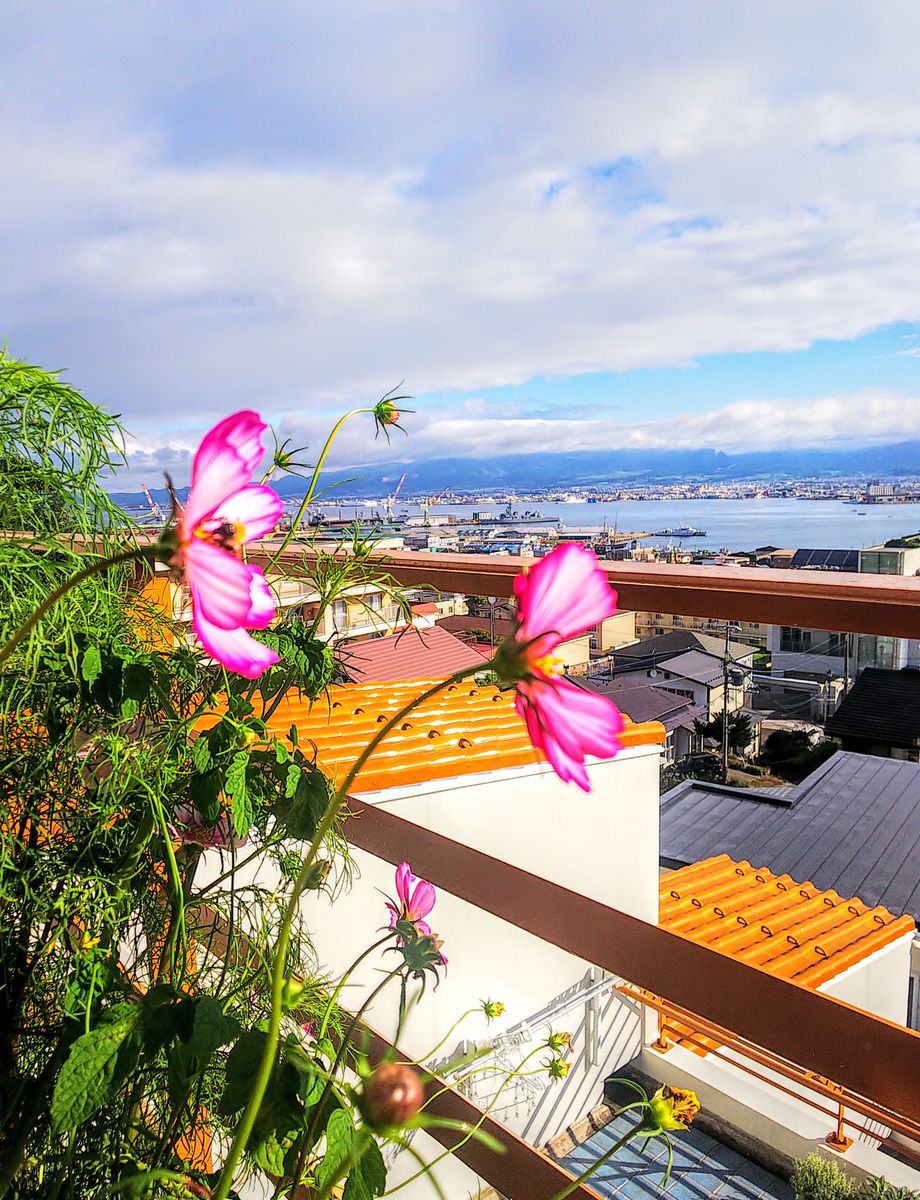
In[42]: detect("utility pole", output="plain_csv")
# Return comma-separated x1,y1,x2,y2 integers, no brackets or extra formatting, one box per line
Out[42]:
722,623,731,783
721,620,742,783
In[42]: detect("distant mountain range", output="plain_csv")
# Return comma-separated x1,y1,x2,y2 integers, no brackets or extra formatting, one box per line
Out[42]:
108,440,920,505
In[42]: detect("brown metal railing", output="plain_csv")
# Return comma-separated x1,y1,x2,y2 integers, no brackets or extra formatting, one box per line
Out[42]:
345,800,920,1123
616,984,920,1152
254,545,920,638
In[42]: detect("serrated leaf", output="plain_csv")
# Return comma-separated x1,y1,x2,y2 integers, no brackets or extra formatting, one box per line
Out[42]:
284,763,302,799
344,1137,387,1200
51,1005,142,1132
184,996,240,1058
314,1109,355,1193
224,750,253,837
192,737,212,773
277,764,329,840
81,645,102,687
220,1031,267,1115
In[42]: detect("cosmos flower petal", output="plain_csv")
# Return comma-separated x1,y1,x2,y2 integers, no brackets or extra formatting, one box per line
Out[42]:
210,484,284,542
514,543,617,643
186,538,259,630
395,861,414,907
407,879,436,920
191,608,280,679
514,676,623,793
246,567,277,630
184,411,269,531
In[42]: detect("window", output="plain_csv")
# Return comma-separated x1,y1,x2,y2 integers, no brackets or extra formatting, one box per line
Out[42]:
780,627,810,652
368,592,383,611
333,599,348,627
908,971,920,1031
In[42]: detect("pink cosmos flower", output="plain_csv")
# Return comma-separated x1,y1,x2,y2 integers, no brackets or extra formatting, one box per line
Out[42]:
385,861,447,964
177,411,283,678
386,861,437,936
497,543,625,792
172,804,249,851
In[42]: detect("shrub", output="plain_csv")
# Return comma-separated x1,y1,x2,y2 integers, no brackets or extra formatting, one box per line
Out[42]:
792,1153,856,1200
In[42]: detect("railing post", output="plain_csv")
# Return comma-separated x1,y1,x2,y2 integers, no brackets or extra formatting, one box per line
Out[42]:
826,1086,854,1152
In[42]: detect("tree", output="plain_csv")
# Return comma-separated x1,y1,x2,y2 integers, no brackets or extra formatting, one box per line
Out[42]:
693,710,754,756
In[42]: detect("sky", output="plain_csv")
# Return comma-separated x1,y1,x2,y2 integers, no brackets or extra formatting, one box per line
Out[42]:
3,1,920,487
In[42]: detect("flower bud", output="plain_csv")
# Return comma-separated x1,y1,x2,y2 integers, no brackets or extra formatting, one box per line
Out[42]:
304,859,332,889
360,1062,425,1130
546,1031,573,1055
481,999,505,1021
281,976,305,1009
546,1056,570,1080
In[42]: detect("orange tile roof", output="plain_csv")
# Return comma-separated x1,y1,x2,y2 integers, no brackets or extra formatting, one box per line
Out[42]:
256,678,665,794
660,854,915,990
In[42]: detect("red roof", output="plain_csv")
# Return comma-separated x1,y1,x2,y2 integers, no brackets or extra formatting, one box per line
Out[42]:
410,602,439,615
338,625,489,684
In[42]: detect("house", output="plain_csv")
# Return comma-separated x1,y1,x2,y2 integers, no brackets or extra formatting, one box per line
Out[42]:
614,630,756,674
574,674,706,766
660,751,920,1027
337,624,488,685
644,649,749,723
641,853,915,1171
825,668,920,762
768,542,920,683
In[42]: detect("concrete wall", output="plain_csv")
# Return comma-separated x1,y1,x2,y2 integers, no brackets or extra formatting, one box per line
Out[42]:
300,743,663,1194
818,934,914,1026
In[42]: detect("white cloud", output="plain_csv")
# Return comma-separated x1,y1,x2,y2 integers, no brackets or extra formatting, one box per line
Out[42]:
2,1,920,460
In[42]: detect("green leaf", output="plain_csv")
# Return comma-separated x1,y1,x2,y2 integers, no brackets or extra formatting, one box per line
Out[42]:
225,750,253,837
314,1109,355,1193
276,762,330,840
184,996,241,1058
220,1031,268,1115
344,1137,387,1200
274,739,290,765
192,736,213,773
51,1005,143,1132
122,661,152,704
81,644,102,687
285,763,301,799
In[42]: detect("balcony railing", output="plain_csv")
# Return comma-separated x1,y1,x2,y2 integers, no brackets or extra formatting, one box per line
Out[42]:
63,539,920,1194
328,552,920,1198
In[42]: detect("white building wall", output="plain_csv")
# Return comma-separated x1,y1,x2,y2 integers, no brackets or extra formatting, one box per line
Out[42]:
302,744,663,1195
818,934,914,1025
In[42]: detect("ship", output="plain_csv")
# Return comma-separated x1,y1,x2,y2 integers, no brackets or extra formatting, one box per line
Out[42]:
653,525,707,537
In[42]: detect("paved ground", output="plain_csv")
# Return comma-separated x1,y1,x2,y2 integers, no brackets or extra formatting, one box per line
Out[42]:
560,1106,793,1200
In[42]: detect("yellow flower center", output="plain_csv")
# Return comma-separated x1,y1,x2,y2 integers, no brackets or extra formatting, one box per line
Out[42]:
532,653,564,678
194,518,247,553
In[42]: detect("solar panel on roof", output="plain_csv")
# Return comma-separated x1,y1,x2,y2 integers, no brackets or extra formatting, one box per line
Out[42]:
790,548,858,570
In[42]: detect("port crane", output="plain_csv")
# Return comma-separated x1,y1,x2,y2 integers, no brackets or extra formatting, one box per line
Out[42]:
141,483,165,525
382,471,408,522
420,485,449,526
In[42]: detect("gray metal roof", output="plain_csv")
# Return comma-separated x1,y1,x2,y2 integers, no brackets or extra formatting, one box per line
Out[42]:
660,751,920,919
655,649,726,686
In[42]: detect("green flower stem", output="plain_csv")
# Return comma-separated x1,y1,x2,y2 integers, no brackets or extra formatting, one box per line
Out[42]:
0,545,156,667
409,1008,481,1066
270,408,372,562
212,662,485,1200
317,932,397,1040
551,1113,646,1200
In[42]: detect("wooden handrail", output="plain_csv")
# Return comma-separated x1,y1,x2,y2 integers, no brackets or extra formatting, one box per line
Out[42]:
252,545,920,638
21,535,920,637
344,800,920,1123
